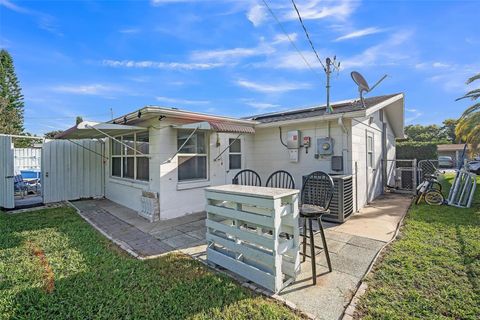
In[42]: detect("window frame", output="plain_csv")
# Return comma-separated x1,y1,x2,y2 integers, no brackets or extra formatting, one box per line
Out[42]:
110,131,150,182
177,130,209,182
228,137,242,170
366,132,374,169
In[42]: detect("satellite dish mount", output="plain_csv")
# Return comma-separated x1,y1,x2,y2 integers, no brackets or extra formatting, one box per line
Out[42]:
351,71,387,108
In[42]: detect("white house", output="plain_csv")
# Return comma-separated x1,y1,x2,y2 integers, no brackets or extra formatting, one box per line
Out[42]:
55,93,405,222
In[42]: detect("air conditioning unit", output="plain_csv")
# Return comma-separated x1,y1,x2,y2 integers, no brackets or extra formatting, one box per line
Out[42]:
302,174,354,223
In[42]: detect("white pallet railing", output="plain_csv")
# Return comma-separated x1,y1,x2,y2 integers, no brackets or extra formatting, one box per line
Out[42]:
205,185,300,293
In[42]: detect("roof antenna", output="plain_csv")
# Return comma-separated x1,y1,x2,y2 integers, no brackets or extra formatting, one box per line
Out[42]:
325,56,341,114
351,71,387,108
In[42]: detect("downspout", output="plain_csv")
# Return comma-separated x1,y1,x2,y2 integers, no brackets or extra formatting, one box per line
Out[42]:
338,116,349,174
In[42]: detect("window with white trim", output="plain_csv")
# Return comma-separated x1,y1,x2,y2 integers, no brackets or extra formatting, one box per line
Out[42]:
177,130,208,181
228,138,241,170
111,131,149,181
367,133,374,168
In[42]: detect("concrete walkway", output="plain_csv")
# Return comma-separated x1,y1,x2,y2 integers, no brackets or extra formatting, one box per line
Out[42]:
71,192,411,320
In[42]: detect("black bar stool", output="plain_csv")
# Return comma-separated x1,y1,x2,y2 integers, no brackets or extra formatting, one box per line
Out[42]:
300,171,334,284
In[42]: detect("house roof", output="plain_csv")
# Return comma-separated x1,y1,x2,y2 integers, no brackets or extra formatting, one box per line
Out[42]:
437,144,468,152
247,94,401,123
110,106,257,127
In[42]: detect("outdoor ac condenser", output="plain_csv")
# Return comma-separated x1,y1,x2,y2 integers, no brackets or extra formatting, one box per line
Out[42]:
302,174,354,223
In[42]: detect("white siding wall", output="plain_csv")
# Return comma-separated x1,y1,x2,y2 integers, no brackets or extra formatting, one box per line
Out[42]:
14,148,42,172
103,118,254,220
249,120,352,189
351,110,396,208
157,120,253,220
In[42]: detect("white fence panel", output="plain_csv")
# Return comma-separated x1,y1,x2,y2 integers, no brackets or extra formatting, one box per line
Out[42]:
0,135,15,209
42,139,105,203
14,148,42,172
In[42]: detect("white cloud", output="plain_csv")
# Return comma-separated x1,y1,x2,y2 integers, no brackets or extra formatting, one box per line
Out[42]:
236,79,311,93
245,102,281,110
247,4,267,27
191,44,274,63
405,108,423,124
272,33,298,45
53,84,120,95
335,27,385,41
0,0,61,35
283,0,359,21
119,28,141,34
432,62,450,68
155,96,210,105
102,59,222,70
341,30,413,69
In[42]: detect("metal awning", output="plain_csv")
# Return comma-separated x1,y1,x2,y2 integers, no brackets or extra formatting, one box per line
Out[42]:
55,121,146,139
174,121,255,134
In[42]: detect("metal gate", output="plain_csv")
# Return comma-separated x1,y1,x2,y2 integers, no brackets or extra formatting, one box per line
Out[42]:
385,159,418,194
0,135,15,209
42,139,105,203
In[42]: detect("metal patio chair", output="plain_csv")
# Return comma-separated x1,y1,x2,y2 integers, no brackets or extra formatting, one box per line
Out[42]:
232,169,262,186
300,171,334,284
265,170,295,189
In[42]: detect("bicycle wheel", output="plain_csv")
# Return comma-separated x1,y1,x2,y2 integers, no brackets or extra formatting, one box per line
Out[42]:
424,190,444,206
430,181,442,192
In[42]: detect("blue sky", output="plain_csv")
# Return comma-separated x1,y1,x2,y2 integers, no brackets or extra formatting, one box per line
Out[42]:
1,0,479,135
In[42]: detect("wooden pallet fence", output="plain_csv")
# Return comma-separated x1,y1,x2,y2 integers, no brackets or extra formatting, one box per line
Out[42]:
205,185,300,293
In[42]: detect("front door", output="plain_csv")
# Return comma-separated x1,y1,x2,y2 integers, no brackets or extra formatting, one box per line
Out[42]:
0,135,15,209
225,135,243,184
366,131,376,203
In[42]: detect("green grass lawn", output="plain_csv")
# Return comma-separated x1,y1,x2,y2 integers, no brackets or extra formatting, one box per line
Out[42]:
357,175,480,320
0,207,300,320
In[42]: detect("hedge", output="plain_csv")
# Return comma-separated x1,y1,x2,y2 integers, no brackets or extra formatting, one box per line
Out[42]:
396,141,439,161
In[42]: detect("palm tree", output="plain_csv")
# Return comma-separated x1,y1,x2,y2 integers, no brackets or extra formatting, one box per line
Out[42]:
456,73,480,155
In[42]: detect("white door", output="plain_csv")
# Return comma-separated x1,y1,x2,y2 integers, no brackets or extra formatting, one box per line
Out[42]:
225,135,243,184
0,135,15,209
366,131,376,203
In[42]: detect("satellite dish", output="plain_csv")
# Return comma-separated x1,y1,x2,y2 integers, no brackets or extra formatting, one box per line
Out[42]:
351,71,387,108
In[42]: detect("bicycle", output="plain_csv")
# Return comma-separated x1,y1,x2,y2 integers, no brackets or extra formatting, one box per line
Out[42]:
415,174,444,205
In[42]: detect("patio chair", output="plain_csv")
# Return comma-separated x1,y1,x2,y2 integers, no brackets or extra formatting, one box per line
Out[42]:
300,171,334,284
14,175,28,198
232,169,262,186
265,170,295,189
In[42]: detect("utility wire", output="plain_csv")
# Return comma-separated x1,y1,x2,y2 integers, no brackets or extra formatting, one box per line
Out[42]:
260,0,324,82
290,0,327,71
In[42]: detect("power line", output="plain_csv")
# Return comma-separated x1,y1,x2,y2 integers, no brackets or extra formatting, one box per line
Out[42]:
260,0,324,82
290,0,327,71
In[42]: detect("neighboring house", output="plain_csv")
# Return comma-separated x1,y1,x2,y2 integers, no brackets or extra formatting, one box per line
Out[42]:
53,93,405,221
437,144,469,166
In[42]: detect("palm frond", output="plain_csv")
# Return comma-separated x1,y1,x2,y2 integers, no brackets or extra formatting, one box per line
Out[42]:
466,73,480,84
461,103,480,117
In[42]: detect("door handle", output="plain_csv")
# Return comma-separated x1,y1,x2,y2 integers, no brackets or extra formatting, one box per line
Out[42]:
5,176,14,178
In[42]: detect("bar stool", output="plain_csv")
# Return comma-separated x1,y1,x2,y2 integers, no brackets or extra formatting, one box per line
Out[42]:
300,171,334,284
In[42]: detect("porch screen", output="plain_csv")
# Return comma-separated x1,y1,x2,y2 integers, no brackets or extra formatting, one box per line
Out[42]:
110,131,149,181
177,131,208,181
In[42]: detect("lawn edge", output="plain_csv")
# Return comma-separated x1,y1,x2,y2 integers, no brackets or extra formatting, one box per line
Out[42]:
340,194,415,320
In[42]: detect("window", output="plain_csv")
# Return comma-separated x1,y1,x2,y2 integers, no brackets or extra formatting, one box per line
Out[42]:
177,131,208,181
367,133,374,168
111,131,149,181
228,138,241,170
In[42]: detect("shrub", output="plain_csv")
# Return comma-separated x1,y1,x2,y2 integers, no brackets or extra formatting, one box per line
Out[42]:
396,141,442,160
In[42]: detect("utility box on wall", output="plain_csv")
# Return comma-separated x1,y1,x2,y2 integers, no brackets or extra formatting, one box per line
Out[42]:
287,130,301,149
317,137,334,155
